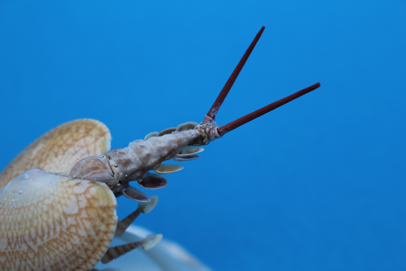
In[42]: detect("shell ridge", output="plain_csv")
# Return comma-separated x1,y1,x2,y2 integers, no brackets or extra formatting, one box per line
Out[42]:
0,169,117,271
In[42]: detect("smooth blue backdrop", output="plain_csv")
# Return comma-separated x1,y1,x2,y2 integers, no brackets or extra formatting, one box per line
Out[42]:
0,1,405,270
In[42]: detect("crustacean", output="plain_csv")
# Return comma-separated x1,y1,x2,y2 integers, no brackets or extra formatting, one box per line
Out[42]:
0,26,321,270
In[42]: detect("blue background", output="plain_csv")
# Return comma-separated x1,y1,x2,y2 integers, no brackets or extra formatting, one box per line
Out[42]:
0,1,405,270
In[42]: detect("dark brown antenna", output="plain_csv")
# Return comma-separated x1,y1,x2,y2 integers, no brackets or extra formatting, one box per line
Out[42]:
204,26,265,122
217,83,321,136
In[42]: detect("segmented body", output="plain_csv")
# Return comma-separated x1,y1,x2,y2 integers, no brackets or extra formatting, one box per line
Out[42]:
70,123,216,195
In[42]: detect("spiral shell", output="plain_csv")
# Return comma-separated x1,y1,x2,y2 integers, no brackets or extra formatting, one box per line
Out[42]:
0,168,117,271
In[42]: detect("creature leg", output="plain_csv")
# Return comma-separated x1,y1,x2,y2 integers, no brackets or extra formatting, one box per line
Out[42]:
115,196,158,236
101,234,162,264
99,196,161,265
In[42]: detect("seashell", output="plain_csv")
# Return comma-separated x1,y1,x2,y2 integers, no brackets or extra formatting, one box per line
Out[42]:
0,119,111,190
0,168,118,271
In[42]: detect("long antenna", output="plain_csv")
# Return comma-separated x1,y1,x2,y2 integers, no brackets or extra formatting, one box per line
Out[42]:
217,83,321,136
204,26,265,123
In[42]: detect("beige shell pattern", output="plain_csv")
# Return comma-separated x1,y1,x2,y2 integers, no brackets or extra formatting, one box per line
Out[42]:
0,119,116,271
0,168,117,270
0,119,112,190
